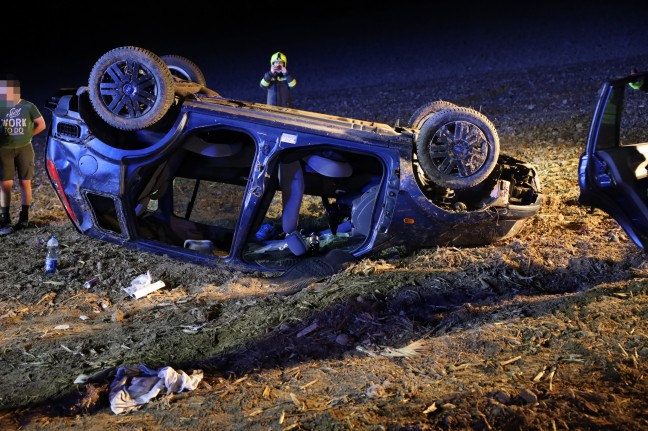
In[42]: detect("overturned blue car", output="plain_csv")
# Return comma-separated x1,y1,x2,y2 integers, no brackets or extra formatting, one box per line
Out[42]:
45,46,542,275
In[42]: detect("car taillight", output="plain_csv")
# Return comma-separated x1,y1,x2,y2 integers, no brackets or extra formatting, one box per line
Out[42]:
46,159,79,226
56,122,81,139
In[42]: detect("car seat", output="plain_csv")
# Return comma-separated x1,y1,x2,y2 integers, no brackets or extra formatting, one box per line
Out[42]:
279,151,352,256
134,134,242,216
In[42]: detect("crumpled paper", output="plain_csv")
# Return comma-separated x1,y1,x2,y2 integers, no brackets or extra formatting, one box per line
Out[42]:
109,364,203,414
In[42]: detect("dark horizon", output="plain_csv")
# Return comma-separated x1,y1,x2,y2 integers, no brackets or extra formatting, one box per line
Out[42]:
6,2,648,105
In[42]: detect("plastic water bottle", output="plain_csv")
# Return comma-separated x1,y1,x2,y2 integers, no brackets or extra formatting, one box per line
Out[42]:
45,235,59,274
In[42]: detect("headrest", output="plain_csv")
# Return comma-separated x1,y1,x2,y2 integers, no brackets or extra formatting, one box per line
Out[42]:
184,135,242,157
303,154,352,177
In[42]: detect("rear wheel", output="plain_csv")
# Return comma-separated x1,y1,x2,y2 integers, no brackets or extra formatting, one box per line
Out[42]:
415,106,499,189
88,46,175,131
161,54,207,86
408,100,458,129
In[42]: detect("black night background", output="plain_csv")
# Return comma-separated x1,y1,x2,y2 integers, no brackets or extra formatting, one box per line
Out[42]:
6,2,648,107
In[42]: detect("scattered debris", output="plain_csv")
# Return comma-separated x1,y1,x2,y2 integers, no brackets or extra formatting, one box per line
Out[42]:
123,272,166,299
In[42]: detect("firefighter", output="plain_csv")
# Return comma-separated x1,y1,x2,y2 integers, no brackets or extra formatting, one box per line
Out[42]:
260,52,297,107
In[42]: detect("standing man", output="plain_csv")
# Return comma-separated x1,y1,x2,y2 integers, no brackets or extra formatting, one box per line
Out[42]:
260,52,297,107
0,77,46,235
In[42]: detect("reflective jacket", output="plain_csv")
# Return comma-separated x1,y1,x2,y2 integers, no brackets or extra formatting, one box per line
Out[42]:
260,72,296,107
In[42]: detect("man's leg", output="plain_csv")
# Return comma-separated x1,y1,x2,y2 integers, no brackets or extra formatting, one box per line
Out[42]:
15,145,35,229
1,179,13,228
17,179,32,227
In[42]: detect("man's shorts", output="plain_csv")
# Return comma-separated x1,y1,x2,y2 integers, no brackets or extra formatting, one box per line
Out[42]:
0,145,35,181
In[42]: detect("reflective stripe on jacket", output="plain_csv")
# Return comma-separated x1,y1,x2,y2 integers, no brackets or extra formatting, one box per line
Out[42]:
260,72,296,107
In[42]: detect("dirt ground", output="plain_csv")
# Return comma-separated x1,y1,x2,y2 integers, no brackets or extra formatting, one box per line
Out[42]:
1,50,648,430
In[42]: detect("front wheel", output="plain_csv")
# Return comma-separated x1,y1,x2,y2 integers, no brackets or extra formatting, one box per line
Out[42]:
415,106,499,190
88,46,175,131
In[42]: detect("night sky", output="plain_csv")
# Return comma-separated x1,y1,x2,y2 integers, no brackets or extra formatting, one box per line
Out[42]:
5,2,648,106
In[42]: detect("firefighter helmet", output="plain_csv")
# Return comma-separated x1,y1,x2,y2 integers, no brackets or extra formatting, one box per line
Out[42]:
270,52,287,66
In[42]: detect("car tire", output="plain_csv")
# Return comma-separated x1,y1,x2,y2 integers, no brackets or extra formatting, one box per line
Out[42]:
160,54,207,86
416,106,499,190
88,46,175,131
408,100,458,129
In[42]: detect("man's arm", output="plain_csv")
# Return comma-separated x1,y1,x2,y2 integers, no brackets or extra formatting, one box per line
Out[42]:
260,72,274,89
33,116,46,136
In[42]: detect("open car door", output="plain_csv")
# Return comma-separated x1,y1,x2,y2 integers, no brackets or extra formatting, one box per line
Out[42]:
578,70,648,249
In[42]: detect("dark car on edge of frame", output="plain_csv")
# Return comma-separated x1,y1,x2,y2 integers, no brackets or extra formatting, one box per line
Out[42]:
44,46,542,275
579,69,648,250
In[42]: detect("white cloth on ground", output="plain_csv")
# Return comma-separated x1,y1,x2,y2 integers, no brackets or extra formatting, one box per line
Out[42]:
109,364,203,414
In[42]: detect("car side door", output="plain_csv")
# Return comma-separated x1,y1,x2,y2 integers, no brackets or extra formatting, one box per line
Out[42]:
578,71,648,249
